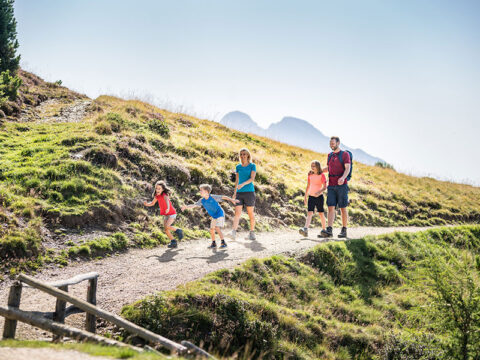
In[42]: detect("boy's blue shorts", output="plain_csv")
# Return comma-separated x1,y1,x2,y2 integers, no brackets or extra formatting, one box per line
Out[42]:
326,184,349,208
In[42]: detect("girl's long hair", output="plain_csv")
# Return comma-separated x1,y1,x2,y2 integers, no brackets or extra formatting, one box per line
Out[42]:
309,160,322,175
239,147,252,163
152,180,171,197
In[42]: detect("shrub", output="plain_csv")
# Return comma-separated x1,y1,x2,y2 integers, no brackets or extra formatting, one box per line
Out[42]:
0,70,22,101
148,117,170,138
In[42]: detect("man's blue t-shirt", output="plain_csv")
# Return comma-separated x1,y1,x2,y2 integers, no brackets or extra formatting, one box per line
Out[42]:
195,195,224,219
236,163,256,193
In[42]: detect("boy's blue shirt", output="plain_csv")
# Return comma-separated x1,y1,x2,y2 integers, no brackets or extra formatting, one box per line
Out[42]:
195,194,225,219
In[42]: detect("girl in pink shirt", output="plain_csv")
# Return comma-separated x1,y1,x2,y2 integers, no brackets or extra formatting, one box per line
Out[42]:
299,161,327,237
144,180,183,248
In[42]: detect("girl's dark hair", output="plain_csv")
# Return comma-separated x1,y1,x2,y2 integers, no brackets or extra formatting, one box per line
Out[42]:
153,180,171,197
309,160,322,175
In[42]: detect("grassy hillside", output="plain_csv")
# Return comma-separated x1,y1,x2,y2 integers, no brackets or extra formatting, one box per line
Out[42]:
122,226,480,359
1,71,480,275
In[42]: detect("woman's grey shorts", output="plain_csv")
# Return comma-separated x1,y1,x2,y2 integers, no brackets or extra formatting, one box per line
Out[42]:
235,192,255,207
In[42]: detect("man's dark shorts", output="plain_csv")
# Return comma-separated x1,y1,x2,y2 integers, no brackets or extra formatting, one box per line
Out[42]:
236,192,255,207
308,195,325,213
327,184,349,208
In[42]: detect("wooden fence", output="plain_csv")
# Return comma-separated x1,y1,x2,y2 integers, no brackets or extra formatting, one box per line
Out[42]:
0,273,213,358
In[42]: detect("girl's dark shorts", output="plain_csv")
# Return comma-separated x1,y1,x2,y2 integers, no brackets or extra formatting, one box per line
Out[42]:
308,195,325,213
236,191,255,207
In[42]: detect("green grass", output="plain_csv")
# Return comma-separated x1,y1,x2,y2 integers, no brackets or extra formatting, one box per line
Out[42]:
0,339,172,359
121,226,480,359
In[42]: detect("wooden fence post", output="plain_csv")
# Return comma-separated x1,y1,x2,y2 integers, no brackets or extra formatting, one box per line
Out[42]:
85,277,97,333
52,285,68,342
2,281,22,339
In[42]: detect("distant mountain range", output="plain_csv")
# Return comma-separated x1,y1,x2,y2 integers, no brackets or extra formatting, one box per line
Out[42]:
220,111,385,166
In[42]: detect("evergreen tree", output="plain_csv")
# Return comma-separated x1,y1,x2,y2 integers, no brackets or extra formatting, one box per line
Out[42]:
0,0,20,73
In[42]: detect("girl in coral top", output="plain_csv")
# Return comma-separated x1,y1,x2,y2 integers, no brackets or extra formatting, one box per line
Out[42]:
299,160,327,237
144,180,183,248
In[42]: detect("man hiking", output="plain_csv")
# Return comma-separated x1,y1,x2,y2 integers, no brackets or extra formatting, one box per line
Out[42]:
320,136,351,238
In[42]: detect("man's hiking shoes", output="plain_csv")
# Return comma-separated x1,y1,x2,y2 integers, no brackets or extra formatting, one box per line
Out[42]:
319,227,333,238
175,228,184,241
167,240,178,248
338,227,347,238
226,230,236,240
299,228,308,237
248,231,256,240
208,241,217,248
220,240,227,248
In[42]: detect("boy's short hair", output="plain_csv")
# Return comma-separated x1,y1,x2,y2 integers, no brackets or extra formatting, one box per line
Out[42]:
199,184,212,193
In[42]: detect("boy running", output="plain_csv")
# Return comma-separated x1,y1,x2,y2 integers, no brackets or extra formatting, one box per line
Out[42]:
182,184,238,249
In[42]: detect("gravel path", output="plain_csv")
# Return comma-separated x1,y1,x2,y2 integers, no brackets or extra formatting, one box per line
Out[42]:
0,226,430,340
0,347,110,360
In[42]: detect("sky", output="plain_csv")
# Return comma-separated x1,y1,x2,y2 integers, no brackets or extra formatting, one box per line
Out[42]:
14,0,480,185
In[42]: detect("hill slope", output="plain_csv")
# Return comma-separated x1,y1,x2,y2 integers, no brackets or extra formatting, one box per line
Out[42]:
122,226,480,359
1,71,480,276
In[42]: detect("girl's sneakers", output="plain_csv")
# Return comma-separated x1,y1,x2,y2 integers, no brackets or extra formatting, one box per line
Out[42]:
208,241,217,248
167,240,178,248
299,228,308,237
175,228,184,241
220,240,227,248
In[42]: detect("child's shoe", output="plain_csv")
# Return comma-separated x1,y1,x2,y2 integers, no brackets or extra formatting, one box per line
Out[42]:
167,240,178,248
299,227,308,237
220,240,227,248
208,241,217,248
175,228,184,241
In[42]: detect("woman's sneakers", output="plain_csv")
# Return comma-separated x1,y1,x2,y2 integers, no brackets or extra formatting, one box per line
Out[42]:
167,240,178,248
226,230,236,240
299,227,308,237
248,231,256,240
175,228,184,241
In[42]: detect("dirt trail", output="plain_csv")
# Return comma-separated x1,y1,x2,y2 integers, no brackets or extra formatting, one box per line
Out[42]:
0,347,110,360
0,226,431,340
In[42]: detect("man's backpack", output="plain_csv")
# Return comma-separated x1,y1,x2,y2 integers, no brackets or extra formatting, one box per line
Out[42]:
327,150,353,181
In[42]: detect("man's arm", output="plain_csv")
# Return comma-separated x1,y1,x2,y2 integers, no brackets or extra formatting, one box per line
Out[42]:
338,163,351,185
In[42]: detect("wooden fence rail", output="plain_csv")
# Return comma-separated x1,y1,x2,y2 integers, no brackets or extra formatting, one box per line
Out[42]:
0,273,213,358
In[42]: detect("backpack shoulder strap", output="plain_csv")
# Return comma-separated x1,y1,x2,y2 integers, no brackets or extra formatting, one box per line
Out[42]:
338,150,345,167
327,152,334,164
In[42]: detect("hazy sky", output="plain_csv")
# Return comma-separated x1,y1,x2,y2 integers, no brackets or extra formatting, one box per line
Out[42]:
14,0,480,185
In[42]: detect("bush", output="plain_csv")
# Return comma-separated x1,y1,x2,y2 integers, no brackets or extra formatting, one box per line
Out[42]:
148,117,170,138
375,161,395,170
0,70,22,101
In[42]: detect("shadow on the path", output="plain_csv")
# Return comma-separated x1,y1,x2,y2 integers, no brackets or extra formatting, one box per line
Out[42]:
148,248,184,263
187,249,230,264
241,238,267,252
